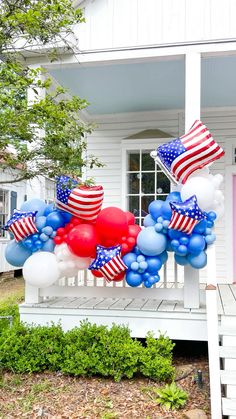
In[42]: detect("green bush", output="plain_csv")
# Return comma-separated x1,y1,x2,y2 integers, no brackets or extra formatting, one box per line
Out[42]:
0,298,20,332
139,332,175,381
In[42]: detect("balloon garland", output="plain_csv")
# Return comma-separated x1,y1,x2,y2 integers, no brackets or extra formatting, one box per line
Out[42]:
3,121,225,289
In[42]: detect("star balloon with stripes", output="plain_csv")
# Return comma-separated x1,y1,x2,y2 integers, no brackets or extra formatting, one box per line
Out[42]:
4,210,38,242
56,175,104,222
151,120,225,184
168,195,206,235
89,245,127,281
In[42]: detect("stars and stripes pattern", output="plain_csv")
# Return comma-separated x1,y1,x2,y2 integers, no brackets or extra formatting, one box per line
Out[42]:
89,245,127,281
153,120,225,184
56,176,104,221
4,210,38,242
168,195,206,235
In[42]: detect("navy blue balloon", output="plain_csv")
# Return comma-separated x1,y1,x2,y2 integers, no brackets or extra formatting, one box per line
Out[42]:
166,192,182,202
168,229,183,240
159,251,168,264
31,233,39,242
126,271,143,287
146,256,162,273
122,252,137,268
142,272,150,281
5,240,32,267
161,201,172,220
188,234,205,255
148,200,163,220
20,199,47,217
188,251,207,269
174,254,189,266
192,219,207,234
44,203,55,216
46,211,65,230
59,210,73,223
41,239,55,252
143,214,156,227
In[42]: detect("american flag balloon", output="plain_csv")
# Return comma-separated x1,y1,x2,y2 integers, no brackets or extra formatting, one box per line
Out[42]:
168,195,206,235
89,245,127,281
4,210,38,242
151,120,225,184
56,176,104,221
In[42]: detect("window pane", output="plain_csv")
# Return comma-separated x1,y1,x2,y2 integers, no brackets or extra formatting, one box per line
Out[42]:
141,173,155,194
156,172,170,194
142,151,155,171
128,152,140,171
141,195,155,216
127,173,140,194
128,196,139,217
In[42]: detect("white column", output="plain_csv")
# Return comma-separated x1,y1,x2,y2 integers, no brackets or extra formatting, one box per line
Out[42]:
183,52,201,309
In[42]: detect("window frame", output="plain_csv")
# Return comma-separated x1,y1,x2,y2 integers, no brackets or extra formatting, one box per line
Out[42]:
0,188,10,239
121,139,171,225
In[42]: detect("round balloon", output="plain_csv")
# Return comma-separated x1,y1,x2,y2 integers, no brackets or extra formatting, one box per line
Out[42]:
20,199,47,217
125,211,135,225
181,176,215,211
137,227,167,256
23,252,60,287
148,200,163,221
187,251,207,269
46,211,65,230
96,207,128,245
67,224,97,257
5,240,32,267
126,271,143,287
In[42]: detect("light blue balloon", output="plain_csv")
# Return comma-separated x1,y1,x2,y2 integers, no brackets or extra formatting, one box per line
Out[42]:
5,240,32,267
36,216,47,231
205,233,216,245
131,261,139,271
137,227,167,256
148,200,163,220
136,255,145,263
166,192,182,202
143,214,156,227
155,223,163,233
126,271,143,287
42,226,54,236
122,252,137,269
139,261,148,270
50,231,57,238
39,233,49,242
188,251,207,269
20,199,47,217
41,239,55,253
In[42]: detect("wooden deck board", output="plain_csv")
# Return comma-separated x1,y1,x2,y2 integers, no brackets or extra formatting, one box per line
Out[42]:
158,300,177,312
125,298,147,311
108,298,132,310
218,284,236,315
94,298,119,310
141,299,162,311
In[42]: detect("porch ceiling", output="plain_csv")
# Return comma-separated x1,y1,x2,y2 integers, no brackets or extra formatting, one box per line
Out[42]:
49,55,236,115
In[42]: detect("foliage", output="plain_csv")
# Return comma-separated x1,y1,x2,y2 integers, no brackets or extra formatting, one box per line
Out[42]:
0,297,20,332
139,332,175,381
154,382,188,411
0,0,102,183
0,318,175,382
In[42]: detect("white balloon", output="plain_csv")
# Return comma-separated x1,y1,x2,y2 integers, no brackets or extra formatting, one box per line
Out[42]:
23,252,60,288
76,256,91,270
181,176,215,210
189,167,210,178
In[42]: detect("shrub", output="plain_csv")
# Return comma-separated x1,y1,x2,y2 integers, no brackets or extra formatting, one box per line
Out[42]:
139,332,175,381
0,297,20,332
155,382,188,410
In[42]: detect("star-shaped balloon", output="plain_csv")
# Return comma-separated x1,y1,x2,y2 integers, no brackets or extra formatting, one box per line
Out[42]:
4,210,38,242
168,195,206,235
89,245,127,281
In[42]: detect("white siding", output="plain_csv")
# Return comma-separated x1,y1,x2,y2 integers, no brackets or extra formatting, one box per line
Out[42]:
86,108,234,284
77,0,236,51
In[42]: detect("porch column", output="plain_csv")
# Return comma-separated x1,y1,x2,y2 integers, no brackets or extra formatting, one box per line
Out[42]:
183,52,201,309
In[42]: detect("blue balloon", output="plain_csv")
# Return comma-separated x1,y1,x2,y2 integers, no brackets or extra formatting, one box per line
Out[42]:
179,237,189,246
50,231,57,238
59,210,73,223
137,227,167,256
142,272,150,281
188,234,205,255
205,233,216,245
39,233,49,242
31,233,39,242
176,245,188,256
144,274,160,288
136,255,145,263
161,201,172,220
174,254,189,266
131,261,139,271
35,216,47,231
139,261,148,270
154,222,163,232
146,256,162,273
42,226,54,236
5,240,32,267
34,240,43,249
20,199,47,217
143,214,156,227
46,211,65,230
122,252,137,268
159,251,168,264
188,251,207,269
192,219,207,234
171,239,179,250
166,192,182,202
148,200,163,220
22,238,33,250
44,203,55,216
41,239,55,253
168,229,183,240
207,211,217,221
126,271,143,287
134,246,141,256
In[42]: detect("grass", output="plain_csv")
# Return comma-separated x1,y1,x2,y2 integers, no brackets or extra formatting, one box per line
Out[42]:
0,277,24,304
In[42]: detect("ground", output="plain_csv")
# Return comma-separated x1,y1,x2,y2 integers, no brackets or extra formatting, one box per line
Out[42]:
0,278,210,418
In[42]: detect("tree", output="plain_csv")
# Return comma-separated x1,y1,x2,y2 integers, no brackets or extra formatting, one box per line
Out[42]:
0,0,101,183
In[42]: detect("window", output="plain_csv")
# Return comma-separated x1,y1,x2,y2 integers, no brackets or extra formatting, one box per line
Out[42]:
126,149,170,225
45,179,55,204
0,190,9,238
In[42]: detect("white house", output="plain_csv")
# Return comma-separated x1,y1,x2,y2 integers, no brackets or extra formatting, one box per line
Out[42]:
5,1,236,416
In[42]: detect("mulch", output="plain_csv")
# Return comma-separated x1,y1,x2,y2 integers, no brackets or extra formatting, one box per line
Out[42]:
0,357,210,418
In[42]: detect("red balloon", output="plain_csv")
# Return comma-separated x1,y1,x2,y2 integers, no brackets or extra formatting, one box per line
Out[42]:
70,216,83,226
121,243,130,255
96,207,128,244
113,272,126,282
56,227,65,237
91,270,104,278
127,237,136,247
54,236,63,245
128,224,142,238
67,224,97,258
64,223,73,233
125,211,135,225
